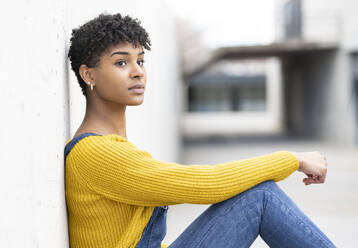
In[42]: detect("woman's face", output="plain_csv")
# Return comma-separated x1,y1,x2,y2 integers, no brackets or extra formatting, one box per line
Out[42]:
90,42,147,106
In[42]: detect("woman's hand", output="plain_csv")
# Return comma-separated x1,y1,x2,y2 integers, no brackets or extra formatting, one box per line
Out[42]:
290,151,328,185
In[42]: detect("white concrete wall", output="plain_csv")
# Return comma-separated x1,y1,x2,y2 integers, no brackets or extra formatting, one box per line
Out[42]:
0,0,181,247
0,1,70,247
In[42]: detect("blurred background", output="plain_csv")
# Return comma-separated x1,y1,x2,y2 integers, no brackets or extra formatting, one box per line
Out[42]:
0,0,357,247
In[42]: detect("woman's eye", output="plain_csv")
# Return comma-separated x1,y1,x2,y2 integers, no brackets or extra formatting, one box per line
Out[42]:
116,60,126,66
137,60,145,66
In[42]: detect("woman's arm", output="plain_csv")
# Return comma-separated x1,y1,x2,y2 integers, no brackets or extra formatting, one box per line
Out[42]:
67,135,299,206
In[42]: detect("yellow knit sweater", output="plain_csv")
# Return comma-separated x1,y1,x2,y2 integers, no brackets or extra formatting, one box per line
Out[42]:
64,134,299,248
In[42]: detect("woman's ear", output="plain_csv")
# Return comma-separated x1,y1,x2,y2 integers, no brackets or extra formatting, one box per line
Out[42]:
79,64,95,84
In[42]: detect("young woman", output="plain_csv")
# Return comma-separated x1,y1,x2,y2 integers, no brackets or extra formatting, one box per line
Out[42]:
64,13,336,248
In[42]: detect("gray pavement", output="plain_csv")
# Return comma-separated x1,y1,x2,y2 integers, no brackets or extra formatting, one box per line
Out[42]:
162,136,358,247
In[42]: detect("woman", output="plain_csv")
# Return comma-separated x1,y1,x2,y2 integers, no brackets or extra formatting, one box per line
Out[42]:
64,13,336,248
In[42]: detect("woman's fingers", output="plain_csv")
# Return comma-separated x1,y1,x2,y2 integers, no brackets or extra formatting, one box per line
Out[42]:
303,177,320,185
303,170,326,185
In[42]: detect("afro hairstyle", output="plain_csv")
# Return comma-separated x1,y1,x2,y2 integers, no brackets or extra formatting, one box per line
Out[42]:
67,13,152,98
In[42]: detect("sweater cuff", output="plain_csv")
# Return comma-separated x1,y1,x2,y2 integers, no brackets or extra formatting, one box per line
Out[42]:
272,151,300,182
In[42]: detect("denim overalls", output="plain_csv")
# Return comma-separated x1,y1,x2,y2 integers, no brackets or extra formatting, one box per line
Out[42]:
135,205,168,248
64,132,168,248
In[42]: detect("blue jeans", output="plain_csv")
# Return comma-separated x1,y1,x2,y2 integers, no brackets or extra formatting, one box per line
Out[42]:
137,180,336,248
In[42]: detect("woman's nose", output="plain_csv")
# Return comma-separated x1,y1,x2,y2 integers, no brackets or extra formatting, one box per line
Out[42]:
131,63,145,78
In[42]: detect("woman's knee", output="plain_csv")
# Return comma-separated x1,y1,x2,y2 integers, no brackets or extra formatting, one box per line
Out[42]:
229,180,278,205
212,180,280,213
248,180,279,193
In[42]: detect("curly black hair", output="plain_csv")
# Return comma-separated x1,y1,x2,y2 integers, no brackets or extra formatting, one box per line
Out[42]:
67,13,152,98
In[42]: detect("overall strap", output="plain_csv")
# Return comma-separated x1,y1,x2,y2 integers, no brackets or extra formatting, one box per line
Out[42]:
64,132,102,160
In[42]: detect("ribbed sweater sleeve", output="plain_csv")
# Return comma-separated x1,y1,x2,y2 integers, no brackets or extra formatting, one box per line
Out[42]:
68,134,299,206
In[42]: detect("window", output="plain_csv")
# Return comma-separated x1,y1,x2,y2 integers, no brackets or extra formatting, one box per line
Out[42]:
188,75,267,112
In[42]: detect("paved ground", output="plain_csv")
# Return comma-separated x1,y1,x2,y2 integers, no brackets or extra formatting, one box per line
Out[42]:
162,135,358,247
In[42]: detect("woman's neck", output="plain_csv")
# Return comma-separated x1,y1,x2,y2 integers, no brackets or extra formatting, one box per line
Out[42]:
78,100,127,138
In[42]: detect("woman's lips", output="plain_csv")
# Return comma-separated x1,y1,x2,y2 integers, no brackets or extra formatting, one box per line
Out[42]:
128,87,145,94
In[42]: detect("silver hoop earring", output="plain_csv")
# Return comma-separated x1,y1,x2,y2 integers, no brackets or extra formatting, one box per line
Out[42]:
88,81,94,91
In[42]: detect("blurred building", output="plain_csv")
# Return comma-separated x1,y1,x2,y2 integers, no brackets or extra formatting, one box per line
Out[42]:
183,58,285,137
180,0,358,145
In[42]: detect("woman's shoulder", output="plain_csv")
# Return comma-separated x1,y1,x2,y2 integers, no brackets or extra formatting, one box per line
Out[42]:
65,132,132,161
